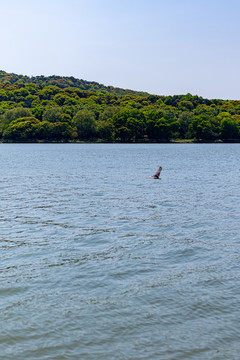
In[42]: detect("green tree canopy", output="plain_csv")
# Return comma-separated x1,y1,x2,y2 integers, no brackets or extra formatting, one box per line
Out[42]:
178,100,194,111
112,109,146,141
73,109,97,139
220,117,239,140
2,107,32,124
188,115,214,141
97,119,114,142
42,106,63,123
178,111,194,138
2,117,40,141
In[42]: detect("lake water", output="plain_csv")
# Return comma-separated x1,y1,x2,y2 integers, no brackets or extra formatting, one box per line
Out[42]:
0,143,240,360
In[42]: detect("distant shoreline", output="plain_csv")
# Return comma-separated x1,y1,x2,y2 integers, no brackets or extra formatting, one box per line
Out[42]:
1,139,240,144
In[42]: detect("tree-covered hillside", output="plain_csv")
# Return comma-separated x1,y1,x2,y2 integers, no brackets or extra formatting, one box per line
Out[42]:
0,70,240,142
0,71,149,97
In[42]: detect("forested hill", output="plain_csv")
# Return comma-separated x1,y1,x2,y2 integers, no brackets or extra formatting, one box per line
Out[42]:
0,70,240,143
0,70,148,97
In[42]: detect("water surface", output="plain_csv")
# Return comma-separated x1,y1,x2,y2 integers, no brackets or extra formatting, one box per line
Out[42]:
0,143,240,359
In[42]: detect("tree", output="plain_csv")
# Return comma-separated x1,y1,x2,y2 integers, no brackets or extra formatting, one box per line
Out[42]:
97,119,114,142
73,109,97,139
115,126,131,142
32,107,45,120
194,104,218,116
3,117,40,141
42,106,63,123
36,121,55,140
146,117,170,140
99,106,121,122
178,100,194,111
188,115,213,141
126,117,145,141
51,122,74,141
34,121,74,141
178,111,194,138
61,113,72,124
147,95,160,104
39,86,60,100
3,107,32,124
220,118,239,140
168,121,180,139
53,93,70,106
0,89,7,101
112,109,145,142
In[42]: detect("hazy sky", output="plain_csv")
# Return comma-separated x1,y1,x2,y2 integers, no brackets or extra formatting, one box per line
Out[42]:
1,0,240,99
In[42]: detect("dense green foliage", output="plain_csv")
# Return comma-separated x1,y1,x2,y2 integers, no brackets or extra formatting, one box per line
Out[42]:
1,70,240,142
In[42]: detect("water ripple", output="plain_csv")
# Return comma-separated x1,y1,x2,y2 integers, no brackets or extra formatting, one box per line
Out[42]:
0,144,240,360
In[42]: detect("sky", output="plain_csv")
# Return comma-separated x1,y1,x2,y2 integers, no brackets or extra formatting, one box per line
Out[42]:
1,0,240,100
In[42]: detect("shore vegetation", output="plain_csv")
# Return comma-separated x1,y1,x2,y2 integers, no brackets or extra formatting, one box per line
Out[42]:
1,70,240,143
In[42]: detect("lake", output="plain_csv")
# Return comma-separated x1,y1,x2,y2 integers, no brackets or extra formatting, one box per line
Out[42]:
0,143,240,359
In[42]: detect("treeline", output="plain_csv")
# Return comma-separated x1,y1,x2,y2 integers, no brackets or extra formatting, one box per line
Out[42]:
1,71,240,142
0,70,148,96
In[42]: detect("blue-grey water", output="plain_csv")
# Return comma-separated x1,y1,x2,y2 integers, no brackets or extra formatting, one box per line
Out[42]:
0,143,240,360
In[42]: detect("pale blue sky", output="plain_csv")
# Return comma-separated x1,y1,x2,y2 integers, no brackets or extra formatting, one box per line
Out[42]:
1,0,240,99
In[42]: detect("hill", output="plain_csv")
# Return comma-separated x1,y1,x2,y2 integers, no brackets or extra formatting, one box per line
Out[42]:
0,70,149,97
0,70,240,143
